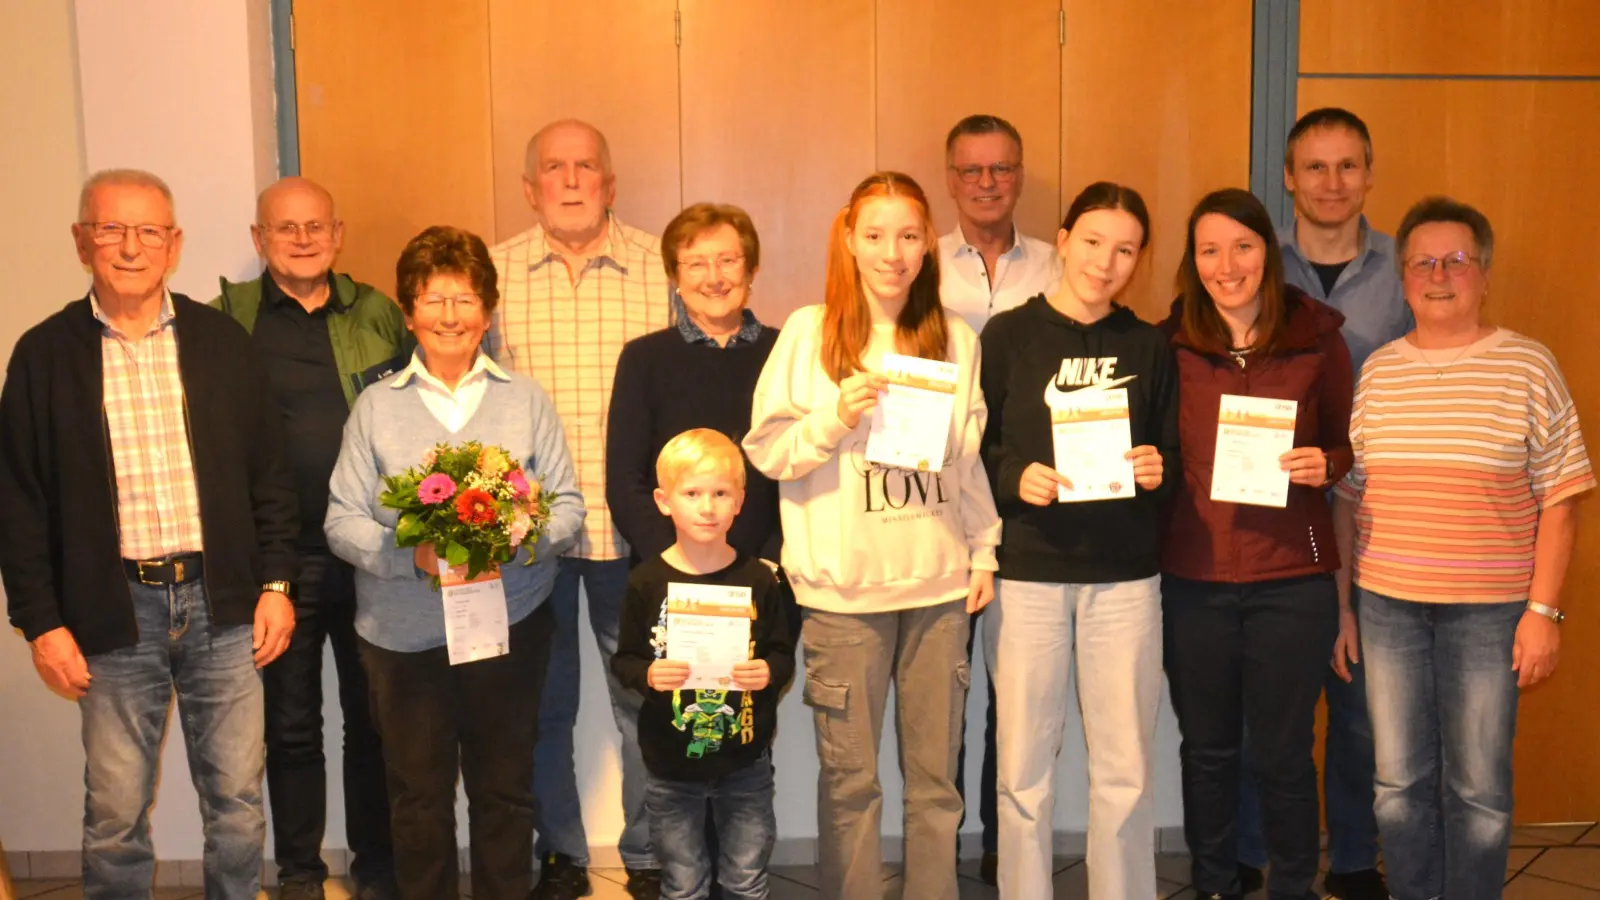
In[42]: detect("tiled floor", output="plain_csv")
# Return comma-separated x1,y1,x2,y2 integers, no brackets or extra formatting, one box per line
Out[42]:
11,825,1598,898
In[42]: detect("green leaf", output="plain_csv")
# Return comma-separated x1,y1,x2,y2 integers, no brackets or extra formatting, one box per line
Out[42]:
394,513,425,546
445,541,470,567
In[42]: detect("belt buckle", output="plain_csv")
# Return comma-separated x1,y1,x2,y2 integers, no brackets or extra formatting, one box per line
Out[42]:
136,559,166,585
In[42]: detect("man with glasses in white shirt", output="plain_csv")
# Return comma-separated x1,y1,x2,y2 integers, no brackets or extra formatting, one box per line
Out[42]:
937,114,1061,336
937,114,1060,887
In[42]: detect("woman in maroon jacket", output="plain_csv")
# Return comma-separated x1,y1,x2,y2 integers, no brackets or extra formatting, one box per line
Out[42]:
1160,188,1352,900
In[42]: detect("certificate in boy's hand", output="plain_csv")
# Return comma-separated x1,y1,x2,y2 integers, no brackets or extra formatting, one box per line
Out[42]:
665,582,754,690
864,353,959,473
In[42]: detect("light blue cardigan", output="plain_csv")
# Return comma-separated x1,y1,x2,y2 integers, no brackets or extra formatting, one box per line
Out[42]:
326,361,585,652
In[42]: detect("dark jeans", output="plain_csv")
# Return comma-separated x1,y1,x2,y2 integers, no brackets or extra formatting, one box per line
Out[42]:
360,602,554,900
1236,593,1379,874
645,756,777,900
954,610,999,856
263,551,393,887
1162,574,1338,900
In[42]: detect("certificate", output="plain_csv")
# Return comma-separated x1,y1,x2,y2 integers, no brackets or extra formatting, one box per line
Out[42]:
1210,394,1297,508
665,582,754,690
864,352,959,473
439,562,510,666
1050,387,1136,502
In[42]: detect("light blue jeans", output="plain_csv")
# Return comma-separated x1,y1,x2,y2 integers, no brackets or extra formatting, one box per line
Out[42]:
646,755,776,900
80,579,265,899
1360,587,1523,900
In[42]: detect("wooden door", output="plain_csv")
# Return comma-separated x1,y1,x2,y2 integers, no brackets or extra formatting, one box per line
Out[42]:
677,0,877,326
293,0,496,297
1061,0,1254,322
873,0,1063,246
1300,0,1600,822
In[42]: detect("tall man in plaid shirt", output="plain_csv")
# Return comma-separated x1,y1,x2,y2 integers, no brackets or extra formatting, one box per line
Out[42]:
487,120,673,900
0,169,300,897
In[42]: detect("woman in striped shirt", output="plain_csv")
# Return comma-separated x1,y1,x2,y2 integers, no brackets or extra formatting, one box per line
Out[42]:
1333,197,1594,900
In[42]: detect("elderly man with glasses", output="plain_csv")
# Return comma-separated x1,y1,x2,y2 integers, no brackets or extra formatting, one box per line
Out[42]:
0,168,300,898
214,175,411,900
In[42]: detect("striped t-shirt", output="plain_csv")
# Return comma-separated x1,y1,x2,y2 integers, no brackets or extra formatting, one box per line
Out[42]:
1336,329,1595,603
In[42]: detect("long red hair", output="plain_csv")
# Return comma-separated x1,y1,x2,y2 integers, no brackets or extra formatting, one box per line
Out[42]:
821,171,948,383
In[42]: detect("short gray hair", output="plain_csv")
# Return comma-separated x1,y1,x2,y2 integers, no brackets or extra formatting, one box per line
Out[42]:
1396,195,1494,272
523,119,613,178
78,169,176,222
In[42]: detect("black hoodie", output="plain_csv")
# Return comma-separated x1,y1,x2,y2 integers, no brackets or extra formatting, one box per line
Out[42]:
979,295,1179,583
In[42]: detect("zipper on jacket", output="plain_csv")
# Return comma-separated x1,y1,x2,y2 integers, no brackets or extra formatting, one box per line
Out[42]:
180,386,219,621
102,412,141,640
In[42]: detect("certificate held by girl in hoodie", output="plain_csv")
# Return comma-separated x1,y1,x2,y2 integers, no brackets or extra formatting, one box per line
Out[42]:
865,353,959,473
1048,383,1136,502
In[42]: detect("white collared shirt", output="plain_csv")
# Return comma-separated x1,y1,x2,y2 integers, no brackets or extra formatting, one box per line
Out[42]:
937,224,1061,335
392,350,511,433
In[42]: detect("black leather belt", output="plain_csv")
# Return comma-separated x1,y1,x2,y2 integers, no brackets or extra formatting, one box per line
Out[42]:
123,552,205,585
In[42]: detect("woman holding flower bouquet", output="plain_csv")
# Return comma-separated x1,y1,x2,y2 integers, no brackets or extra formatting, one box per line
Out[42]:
326,225,585,900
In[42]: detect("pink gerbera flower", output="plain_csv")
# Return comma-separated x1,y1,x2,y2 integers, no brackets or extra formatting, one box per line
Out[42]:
417,473,456,505
506,469,531,499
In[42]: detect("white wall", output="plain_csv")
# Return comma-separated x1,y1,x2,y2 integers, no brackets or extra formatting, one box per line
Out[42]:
0,0,1185,863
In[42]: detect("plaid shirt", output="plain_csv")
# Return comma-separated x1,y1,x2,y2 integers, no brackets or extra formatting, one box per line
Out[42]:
93,291,205,559
486,214,672,560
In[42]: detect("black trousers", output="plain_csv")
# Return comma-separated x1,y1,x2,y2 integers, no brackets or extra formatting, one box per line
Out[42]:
1162,574,1337,900
263,551,394,886
361,601,554,900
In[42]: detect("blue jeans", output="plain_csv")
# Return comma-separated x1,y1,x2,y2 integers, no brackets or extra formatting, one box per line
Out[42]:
645,756,776,900
80,579,265,899
533,556,655,869
1360,588,1523,900
1237,594,1380,873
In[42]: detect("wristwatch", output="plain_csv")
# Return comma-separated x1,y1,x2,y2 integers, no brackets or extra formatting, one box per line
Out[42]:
1323,457,1337,487
1527,601,1565,624
262,580,294,598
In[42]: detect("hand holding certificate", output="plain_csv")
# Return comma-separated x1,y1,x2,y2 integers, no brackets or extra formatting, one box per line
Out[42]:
1048,386,1137,502
864,352,959,472
665,582,755,690
1211,394,1297,508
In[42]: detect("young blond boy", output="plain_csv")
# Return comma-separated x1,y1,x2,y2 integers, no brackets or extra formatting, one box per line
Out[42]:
610,429,795,900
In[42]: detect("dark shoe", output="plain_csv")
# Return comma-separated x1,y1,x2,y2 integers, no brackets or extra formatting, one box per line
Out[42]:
1192,891,1243,900
353,876,400,900
1324,868,1389,900
533,853,592,900
278,879,326,900
979,851,999,886
1236,862,1264,894
625,867,662,900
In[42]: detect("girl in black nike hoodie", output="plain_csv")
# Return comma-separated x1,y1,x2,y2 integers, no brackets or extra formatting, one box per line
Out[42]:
977,182,1178,899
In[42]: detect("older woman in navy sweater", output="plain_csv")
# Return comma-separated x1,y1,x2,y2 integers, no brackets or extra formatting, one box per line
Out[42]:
326,225,585,900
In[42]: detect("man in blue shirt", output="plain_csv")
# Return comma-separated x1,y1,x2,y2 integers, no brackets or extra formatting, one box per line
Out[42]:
1236,108,1410,900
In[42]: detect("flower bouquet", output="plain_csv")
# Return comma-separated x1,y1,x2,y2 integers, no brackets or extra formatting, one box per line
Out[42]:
378,441,556,586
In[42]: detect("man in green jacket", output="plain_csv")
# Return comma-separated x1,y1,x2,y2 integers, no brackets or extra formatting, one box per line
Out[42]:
214,176,411,900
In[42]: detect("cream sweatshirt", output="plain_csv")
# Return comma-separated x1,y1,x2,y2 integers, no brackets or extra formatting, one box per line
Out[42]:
743,304,1001,613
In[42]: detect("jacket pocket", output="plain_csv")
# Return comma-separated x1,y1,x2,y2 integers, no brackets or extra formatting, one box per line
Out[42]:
802,674,860,769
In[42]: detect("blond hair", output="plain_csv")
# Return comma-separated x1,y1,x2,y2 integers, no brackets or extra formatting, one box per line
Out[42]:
655,429,746,493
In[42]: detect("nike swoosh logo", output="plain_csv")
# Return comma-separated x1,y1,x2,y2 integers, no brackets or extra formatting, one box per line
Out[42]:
1044,374,1137,407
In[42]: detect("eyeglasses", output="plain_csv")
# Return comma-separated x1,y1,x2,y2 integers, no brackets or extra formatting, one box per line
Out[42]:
415,292,484,312
677,254,746,278
259,220,337,244
950,163,1021,184
81,222,175,249
1404,252,1479,278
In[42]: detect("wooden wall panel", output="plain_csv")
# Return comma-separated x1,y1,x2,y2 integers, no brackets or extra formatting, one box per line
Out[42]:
1062,0,1254,322
293,1,495,297
1299,79,1600,821
874,0,1062,247
678,0,876,326
1300,0,1600,76
486,0,681,244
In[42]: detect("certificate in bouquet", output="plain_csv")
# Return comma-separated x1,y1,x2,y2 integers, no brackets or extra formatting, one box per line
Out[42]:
1049,387,1136,502
439,562,510,666
864,353,959,473
1210,394,1297,508
665,582,754,690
